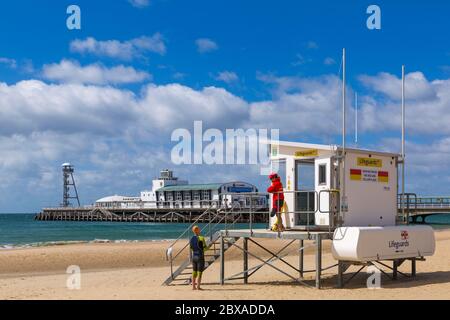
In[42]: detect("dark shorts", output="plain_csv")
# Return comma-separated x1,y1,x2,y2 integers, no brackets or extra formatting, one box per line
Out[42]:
192,255,205,274
271,199,284,216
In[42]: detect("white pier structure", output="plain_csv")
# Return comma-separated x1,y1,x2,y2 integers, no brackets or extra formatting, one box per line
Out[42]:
95,169,267,211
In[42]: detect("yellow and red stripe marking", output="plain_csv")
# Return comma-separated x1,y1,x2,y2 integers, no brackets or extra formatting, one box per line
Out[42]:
350,169,362,181
350,169,389,183
378,171,389,183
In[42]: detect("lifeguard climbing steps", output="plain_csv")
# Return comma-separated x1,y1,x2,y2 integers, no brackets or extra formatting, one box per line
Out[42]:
163,203,243,286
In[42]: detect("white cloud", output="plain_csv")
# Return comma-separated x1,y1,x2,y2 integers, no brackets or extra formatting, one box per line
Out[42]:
0,80,139,136
128,0,150,8
292,54,311,66
358,71,450,135
249,74,344,135
0,79,252,138
70,34,166,60
195,38,218,53
0,79,254,211
306,41,318,49
324,57,336,65
214,71,239,84
173,72,186,80
42,60,151,85
359,71,436,101
21,59,35,74
138,84,249,130
0,57,17,69
3,70,450,211
371,137,450,195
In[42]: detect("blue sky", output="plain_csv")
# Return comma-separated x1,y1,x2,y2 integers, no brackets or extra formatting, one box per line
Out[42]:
1,0,450,212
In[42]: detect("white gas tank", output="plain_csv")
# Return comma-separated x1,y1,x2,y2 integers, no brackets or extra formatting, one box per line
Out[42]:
332,226,435,262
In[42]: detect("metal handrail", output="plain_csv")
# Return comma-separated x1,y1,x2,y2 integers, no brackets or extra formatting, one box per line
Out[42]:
166,201,219,260
166,201,241,257
318,189,340,233
166,201,244,280
397,193,417,224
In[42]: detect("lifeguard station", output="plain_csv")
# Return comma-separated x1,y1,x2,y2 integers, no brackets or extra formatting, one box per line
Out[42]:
163,51,435,289
163,140,434,289
269,141,399,230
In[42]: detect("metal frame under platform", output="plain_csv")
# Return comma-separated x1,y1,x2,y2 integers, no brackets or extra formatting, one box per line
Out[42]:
218,229,334,289
337,257,421,288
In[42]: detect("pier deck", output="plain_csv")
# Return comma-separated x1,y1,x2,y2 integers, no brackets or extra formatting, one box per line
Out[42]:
35,207,267,223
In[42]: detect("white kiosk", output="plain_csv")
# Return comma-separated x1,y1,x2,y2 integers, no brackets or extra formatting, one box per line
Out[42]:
269,140,435,287
269,141,399,229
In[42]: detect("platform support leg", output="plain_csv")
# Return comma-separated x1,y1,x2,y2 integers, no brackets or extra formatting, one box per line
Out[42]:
411,258,416,277
337,261,344,288
243,238,248,284
299,239,304,279
393,260,398,280
220,235,225,285
315,236,322,289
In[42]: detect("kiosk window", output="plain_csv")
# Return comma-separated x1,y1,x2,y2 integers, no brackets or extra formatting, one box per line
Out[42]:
319,164,327,185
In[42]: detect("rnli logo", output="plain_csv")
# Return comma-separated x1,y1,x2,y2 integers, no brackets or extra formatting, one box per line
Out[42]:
401,230,409,240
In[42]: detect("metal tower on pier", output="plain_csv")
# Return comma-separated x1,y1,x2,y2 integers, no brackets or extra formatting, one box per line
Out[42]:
61,163,80,207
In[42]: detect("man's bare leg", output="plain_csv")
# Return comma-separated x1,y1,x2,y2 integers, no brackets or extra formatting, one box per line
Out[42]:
197,274,203,290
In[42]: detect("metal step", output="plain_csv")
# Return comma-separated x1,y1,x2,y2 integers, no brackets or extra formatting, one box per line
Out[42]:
171,278,192,282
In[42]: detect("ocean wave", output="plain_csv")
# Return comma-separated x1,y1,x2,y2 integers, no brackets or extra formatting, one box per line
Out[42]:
0,238,177,250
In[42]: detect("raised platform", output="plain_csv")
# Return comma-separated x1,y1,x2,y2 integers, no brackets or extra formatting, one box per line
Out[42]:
221,228,333,241
217,228,422,289
217,228,333,289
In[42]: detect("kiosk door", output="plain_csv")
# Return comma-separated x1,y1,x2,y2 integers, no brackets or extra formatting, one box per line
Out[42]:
314,157,339,227
294,160,315,226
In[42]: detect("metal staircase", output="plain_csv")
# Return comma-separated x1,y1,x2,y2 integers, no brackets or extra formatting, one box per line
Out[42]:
163,202,243,286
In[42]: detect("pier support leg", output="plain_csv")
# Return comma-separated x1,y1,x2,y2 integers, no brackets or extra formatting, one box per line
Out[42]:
299,239,304,279
220,235,225,285
315,235,322,289
243,238,248,284
411,258,416,277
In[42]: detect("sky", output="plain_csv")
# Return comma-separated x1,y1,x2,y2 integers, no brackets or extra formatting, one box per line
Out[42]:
1,0,450,212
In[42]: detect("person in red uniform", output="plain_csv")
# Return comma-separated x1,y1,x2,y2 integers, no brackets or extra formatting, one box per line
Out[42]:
267,173,285,226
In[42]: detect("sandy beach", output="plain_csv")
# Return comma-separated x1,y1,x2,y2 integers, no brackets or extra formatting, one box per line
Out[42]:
0,229,449,300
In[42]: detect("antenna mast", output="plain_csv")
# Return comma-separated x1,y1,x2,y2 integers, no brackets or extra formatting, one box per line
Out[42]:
401,65,406,222
340,48,347,220
355,92,358,146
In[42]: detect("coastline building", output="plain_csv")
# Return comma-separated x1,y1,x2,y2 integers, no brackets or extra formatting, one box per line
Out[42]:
95,170,266,210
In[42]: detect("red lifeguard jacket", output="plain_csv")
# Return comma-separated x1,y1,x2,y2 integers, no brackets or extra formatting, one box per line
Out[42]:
267,177,284,208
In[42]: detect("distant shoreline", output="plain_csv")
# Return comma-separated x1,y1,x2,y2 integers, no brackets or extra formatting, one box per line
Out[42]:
0,238,176,251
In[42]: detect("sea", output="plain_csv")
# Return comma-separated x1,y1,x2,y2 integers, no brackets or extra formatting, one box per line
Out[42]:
0,213,267,249
0,213,449,249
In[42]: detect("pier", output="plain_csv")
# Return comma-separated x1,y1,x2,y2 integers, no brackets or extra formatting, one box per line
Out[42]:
398,194,450,223
34,204,268,224
35,193,450,224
